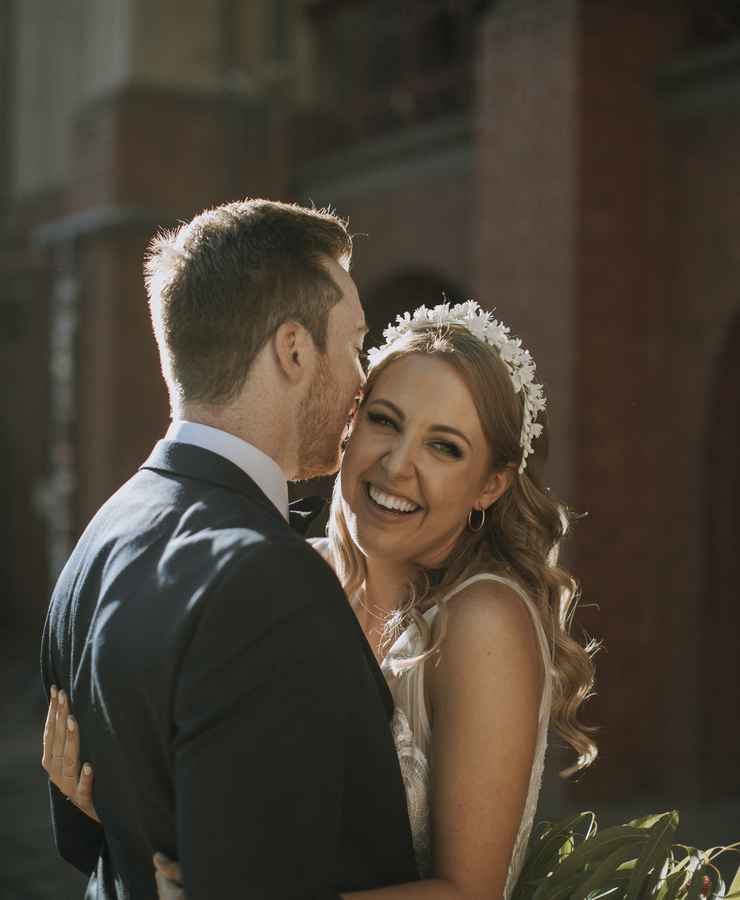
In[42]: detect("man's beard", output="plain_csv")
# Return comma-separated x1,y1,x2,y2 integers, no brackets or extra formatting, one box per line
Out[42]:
296,357,348,481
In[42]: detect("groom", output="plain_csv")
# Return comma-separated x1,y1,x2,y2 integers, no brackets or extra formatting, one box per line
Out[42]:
41,199,418,898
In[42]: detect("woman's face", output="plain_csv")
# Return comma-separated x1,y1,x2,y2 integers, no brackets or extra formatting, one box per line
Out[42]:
340,353,509,570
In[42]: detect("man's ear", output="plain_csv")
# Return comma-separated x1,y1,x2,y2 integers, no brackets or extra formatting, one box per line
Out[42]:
272,320,316,385
476,465,514,512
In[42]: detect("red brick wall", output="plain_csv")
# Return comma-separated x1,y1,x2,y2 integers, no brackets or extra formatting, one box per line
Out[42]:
0,233,53,633
571,3,690,801
661,93,740,798
474,0,579,508
473,0,740,804
75,231,168,526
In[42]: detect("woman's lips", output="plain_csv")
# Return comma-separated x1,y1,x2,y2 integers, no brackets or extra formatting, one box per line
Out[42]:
362,481,423,519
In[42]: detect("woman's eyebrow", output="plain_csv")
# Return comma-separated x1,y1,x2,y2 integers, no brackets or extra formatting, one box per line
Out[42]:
428,424,471,448
369,399,472,448
369,398,405,419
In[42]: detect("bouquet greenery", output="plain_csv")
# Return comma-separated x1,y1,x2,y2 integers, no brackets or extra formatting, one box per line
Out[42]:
512,811,740,900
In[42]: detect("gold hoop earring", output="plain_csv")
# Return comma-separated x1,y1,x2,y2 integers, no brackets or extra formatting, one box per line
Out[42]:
467,507,486,532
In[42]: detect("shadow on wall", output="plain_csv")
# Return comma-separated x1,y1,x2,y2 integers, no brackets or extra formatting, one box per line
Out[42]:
701,305,740,800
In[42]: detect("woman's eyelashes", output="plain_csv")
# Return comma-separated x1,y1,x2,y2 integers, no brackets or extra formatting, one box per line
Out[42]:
366,410,463,459
367,410,397,429
431,440,463,459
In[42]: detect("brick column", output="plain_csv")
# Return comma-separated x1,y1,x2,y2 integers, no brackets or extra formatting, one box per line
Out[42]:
476,0,691,803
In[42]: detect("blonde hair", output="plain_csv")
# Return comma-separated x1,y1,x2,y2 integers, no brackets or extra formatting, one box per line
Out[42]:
327,323,599,776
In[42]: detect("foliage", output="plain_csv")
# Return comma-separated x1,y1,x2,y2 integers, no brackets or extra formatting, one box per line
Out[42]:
511,811,740,900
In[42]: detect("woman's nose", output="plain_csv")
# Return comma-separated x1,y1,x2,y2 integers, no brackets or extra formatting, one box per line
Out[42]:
381,438,415,479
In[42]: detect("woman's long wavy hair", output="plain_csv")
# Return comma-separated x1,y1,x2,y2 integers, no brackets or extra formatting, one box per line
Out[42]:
326,323,599,777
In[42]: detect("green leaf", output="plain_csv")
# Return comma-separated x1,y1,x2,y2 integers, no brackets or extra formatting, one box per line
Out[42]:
532,870,612,900
726,862,740,899
570,843,653,900
624,813,679,900
586,888,622,900
559,834,576,864
659,869,690,900
685,862,708,900
627,811,679,831
515,814,597,893
543,827,649,884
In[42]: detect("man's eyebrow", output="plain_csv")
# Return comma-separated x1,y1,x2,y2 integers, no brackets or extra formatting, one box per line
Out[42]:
368,398,472,448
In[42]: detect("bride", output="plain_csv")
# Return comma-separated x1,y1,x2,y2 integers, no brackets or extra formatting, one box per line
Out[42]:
43,301,597,899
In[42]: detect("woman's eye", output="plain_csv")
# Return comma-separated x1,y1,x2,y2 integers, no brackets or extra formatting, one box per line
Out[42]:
367,411,396,429
431,441,462,459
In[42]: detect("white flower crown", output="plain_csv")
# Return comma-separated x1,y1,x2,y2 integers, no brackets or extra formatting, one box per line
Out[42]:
366,300,546,473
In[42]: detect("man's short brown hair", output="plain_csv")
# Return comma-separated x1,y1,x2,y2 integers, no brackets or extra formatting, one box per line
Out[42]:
144,198,353,406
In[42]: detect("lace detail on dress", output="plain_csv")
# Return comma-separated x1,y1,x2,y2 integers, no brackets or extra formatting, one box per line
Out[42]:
391,706,432,876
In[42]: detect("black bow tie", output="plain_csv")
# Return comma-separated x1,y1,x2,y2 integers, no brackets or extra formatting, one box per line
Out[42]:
288,495,327,535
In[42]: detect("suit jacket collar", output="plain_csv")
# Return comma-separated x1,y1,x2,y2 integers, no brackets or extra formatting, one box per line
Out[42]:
140,440,284,523
139,440,396,719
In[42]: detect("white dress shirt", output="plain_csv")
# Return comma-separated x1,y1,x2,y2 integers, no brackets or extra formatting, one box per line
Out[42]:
164,420,289,521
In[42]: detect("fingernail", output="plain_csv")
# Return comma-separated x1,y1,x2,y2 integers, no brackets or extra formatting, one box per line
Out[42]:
50,686,57,699
82,763,92,776
67,717,76,732
58,691,66,705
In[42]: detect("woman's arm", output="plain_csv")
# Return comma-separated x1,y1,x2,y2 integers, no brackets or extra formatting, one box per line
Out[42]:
346,580,543,900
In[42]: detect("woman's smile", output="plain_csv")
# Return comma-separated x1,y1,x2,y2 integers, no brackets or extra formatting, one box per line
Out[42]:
364,481,424,518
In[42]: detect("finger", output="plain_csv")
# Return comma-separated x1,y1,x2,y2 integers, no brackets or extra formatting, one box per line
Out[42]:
51,689,68,767
42,688,57,771
153,853,184,886
155,869,186,900
74,763,100,823
61,716,80,785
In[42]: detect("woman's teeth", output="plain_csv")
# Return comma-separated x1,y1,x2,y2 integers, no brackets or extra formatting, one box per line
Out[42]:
367,483,420,514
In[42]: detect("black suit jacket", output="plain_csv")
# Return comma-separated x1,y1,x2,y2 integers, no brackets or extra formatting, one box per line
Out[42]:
41,441,418,899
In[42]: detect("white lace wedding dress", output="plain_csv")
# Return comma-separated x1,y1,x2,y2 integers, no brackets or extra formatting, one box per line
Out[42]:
310,542,553,898
380,573,553,897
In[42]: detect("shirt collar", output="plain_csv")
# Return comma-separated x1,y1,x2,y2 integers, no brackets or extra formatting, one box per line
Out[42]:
164,420,289,521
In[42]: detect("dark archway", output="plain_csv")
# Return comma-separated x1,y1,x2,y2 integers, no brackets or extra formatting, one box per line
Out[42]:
363,269,470,351
701,308,740,799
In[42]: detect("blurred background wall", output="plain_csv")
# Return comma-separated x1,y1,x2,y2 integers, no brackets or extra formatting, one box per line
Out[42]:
0,0,738,896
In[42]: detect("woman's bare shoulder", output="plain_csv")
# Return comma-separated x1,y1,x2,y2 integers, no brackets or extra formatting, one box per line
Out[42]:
429,575,544,698
440,576,538,646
